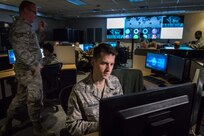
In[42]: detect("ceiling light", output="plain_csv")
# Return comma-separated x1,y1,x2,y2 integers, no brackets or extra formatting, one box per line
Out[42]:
129,0,144,2
0,4,18,12
65,0,86,6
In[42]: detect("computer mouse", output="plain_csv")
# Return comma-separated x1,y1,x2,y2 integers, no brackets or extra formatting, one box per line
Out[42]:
158,84,166,87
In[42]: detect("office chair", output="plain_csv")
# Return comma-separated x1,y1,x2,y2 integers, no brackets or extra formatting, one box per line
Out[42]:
41,62,63,112
112,68,144,94
59,84,74,114
59,85,74,136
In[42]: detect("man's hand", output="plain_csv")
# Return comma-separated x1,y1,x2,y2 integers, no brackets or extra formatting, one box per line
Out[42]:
38,20,47,32
34,63,42,75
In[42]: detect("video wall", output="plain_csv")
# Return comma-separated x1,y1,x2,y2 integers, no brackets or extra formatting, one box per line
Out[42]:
107,15,184,40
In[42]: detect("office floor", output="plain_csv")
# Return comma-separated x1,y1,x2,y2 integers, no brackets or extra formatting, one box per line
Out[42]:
1,59,203,136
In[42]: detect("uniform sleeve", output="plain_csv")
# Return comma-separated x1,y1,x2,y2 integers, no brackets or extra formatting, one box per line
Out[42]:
115,77,123,95
36,29,46,44
9,24,39,70
66,87,98,136
189,40,204,49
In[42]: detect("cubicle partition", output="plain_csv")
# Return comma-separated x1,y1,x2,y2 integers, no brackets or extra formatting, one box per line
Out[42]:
133,48,159,76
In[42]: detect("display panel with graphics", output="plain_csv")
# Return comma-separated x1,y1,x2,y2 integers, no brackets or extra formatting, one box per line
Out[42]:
106,15,184,39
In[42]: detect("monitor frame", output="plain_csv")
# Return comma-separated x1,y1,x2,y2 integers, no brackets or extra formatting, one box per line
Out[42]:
99,82,196,136
7,49,16,64
145,52,168,73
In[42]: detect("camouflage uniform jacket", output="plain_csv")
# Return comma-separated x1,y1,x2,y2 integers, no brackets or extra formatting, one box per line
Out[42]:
42,54,59,66
9,17,42,72
189,38,204,49
66,74,123,136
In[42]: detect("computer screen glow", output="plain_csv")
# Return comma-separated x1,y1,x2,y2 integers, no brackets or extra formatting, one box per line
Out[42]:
145,53,168,72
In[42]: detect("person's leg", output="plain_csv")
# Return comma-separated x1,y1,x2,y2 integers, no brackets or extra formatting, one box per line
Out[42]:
0,79,27,136
25,71,55,136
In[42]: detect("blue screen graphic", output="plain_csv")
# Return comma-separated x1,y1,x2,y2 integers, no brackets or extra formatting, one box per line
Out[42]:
107,15,184,39
105,42,117,47
145,53,168,72
84,44,93,52
8,49,16,64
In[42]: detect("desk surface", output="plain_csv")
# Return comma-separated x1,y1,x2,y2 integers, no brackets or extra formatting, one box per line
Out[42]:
0,64,76,79
85,132,99,136
143,76,172,90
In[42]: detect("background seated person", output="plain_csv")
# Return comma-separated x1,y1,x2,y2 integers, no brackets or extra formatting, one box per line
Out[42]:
66,43,123,136
42,43,59,66
148,41,157,49
139,32,149,48
74,41,90,72
174,41,180,49
115,40,128,67
74,41,88,62
188,30,204,49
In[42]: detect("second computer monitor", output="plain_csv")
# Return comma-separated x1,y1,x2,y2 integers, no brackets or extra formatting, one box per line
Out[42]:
7,49,16,64
167,55,189,82
145,52,168,73
99,82,196,136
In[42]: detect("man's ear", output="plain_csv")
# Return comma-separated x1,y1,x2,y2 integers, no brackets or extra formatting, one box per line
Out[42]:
91,58,95,66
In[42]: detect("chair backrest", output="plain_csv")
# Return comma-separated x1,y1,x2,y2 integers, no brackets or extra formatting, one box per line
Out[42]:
112,68,144,94
59,84,74,114
41,63,63,95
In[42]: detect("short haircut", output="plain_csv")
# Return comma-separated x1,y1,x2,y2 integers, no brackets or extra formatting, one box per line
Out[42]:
93,43,117,59
19,1,36,13
195,31,202,36
43,43,54,53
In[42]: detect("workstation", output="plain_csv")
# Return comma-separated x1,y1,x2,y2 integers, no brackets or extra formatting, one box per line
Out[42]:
0,0,204,136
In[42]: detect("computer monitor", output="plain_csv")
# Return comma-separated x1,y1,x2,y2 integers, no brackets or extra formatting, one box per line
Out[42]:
104,42,117,47
167,55,190,83
7,49,16,64
83,44,93,52
79,44,84,51
160,49,188,58
164,46,174,49
99,82,196,136
145,52,168,72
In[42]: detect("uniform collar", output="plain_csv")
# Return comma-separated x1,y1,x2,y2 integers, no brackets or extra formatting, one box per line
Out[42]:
17,16,32,27
84,73,116,96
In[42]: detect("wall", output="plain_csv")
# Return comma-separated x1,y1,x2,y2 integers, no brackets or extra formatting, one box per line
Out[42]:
1,9,204,43
66,18,106,42
0,10,68,41
182,13,204,43
66,13,204,44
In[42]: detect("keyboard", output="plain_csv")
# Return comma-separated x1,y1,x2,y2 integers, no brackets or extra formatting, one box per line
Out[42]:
143,76,165,85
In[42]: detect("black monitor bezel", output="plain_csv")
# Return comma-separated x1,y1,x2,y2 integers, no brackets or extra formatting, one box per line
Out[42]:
99,82,196,136
145,52,168,73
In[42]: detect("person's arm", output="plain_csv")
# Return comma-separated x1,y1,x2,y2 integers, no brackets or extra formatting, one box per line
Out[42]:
189,39,204,49
9,23,41,72
115,77,123,95
36,21,46,44
66,87,98,136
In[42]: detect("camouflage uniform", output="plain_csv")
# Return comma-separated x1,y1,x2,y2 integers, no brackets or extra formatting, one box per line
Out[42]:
75,46,88,62
189,38,204,49
42,54,59,66
66,74,123,136
8,17,43,123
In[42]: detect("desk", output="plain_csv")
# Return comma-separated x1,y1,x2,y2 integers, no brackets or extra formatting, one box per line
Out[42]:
85,132,99,136
143,76,171,90
0,69,15,79
0,64,76,79
62,64,76,70
0,64,76,119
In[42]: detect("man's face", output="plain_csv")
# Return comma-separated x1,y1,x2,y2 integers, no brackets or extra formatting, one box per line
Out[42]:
23,4,37,23
92,52,115,80
195,32,201,40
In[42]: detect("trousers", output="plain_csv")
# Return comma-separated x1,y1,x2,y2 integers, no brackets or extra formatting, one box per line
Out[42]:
7,70,43,123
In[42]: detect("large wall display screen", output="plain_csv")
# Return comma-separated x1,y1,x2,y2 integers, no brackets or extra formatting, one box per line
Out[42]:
106,15,184,40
